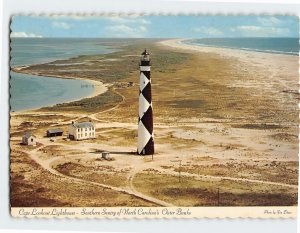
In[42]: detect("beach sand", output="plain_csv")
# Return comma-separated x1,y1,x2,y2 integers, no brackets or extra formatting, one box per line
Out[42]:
10,39,299,207
159,39,298,91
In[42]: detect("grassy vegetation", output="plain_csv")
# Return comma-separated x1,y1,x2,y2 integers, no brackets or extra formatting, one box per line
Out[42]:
10,147,154,207
55,162,128,188
271,133,298,142
133,172,297,206
175,161,299,185
41,88,123,112
14,39,298,127
232,123,285,130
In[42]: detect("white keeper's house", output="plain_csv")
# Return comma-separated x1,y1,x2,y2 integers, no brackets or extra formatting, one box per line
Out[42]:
68,121,96,140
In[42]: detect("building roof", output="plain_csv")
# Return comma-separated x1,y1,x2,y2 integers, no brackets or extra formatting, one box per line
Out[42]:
23,133,36,139
71,122,94,128
47,128,63,134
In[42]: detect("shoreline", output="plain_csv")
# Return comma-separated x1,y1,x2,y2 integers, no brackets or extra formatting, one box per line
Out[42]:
159,38,298,58
159,38,299,91
10,68,109,115
180,39,298,56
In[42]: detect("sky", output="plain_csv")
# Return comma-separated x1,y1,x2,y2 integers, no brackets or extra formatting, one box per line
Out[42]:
11,15,299,38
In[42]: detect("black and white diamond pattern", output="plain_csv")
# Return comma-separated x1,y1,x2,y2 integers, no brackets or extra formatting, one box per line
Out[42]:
138,67,154,155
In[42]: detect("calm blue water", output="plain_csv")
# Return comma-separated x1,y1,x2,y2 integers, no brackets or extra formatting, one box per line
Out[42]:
10,72,95,111
10,38,117,111
184,38,299,56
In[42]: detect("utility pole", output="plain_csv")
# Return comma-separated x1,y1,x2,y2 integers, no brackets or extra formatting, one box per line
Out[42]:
217,187,220,206
179,160,181,183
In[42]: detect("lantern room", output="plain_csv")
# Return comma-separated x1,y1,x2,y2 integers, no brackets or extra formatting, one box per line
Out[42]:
140,49,150,66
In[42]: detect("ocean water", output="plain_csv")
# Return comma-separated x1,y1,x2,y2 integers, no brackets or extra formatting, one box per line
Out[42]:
184,38,299,55
10,38,119,67
10,72,95,111
10,38,117,111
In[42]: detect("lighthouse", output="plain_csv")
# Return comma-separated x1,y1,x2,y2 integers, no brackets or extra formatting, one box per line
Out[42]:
137,49,154,155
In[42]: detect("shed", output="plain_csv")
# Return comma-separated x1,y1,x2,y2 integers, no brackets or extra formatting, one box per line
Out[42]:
102,151,110,160
22,133,37,146
46,128,63,137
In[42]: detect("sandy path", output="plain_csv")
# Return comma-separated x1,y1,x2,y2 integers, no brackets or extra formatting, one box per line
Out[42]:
89,88,126,121
154,168,298,189
127,167,174,207
28,145,174,207
49,88,126,124
36,136,297,190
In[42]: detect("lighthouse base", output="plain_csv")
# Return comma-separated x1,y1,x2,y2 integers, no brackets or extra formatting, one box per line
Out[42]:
137,138,154,156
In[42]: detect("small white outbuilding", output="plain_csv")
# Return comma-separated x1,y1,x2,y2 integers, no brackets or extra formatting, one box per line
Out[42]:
102,151,110,160
22,133,37,146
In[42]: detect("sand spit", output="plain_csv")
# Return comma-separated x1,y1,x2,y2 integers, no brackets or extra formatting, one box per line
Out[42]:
159,38,299,91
